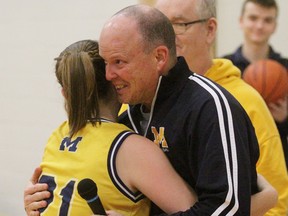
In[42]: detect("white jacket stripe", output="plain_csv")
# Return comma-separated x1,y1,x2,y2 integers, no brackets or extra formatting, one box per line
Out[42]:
190,74,239,215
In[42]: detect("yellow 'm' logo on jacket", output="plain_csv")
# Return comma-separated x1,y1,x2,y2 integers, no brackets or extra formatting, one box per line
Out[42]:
151,127,169,152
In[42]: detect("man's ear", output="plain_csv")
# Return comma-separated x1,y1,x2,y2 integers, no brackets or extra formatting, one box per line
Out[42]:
239,16,244,30
206,17,217,44
154,45,169,74
272,21,277,34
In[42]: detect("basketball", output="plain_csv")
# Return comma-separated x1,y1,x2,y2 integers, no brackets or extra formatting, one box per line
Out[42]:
243,59,288,104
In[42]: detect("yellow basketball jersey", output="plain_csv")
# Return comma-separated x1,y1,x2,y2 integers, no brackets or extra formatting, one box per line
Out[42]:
39,119,150,216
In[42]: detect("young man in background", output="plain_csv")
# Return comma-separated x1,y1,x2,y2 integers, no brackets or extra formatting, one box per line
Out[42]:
223,0,288,172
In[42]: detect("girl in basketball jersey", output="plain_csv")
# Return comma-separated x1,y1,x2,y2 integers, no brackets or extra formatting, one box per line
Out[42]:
33,39,196,216
24,39,277,216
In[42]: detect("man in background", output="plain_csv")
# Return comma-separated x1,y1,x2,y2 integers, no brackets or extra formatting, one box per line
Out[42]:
222,0,288,171
155,0,288,215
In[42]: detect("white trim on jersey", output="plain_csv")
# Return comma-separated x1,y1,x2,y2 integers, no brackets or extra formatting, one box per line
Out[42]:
108,131,144,202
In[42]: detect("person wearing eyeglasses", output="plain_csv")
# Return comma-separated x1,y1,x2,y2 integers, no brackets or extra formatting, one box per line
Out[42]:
155,0,288,215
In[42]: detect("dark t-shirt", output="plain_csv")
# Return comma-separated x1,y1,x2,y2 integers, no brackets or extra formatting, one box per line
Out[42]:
223,45,288,170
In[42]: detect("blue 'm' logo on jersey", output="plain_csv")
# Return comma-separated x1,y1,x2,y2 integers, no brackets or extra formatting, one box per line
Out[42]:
59,137,82,152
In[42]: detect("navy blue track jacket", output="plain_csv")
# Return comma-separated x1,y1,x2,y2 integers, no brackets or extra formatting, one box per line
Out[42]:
119,57,259,215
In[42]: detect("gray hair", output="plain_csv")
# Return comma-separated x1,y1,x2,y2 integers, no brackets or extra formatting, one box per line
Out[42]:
196,0,216,19
114,4,176,57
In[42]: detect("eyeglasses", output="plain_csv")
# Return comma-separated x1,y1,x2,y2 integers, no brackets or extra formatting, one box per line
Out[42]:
172,18,209,35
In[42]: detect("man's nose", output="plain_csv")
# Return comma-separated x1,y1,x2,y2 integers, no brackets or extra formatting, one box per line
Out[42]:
105,64,117,81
